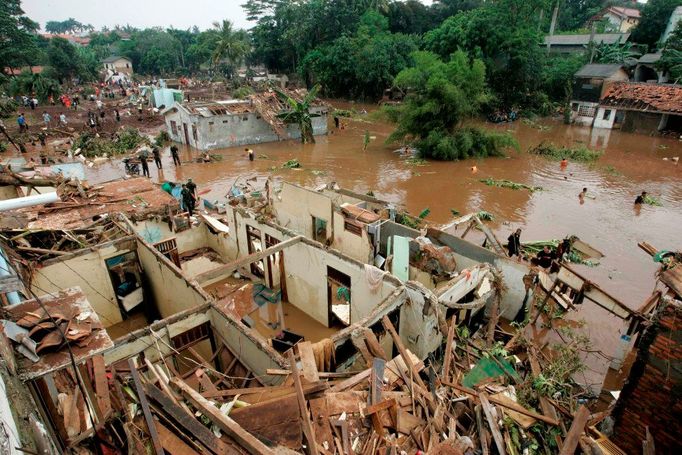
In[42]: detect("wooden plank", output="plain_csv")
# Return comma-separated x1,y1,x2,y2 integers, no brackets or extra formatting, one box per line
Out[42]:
362,328,387,360
442,381,559,426
491,392,536,429
155,418,201,455
265,369,355,379
297,341,320,382
559,405,590,455
172,377,274,455
309,398,334,451
366,398,396,416
442,316,456,383
145,383,231,455
128,358,165,455
396,409,424,435
230,394,302,449
480,393,506,455
286,350,319,455
351,335,372,366
475,405,489,455
381,316,428,391
369,357,385,406
328,368,370,393
196,236,303,284
92,355,112,420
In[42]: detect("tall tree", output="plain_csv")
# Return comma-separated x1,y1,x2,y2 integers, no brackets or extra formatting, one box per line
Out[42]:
385,50,517,160
631,0,682,49
275,84,321,144
659,23,682,81
47,37,82,82
0,0,39,70
211,20,250,73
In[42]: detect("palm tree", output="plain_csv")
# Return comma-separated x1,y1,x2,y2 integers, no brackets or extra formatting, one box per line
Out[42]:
211,20,250,73
594,39,642,66
275,85,321,144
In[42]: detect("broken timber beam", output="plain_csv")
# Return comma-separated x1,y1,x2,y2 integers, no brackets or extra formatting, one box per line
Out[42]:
128,358,165,455
196,236,303,285
559,405,590,455
287,350,319,455
480,393,506,455
171,377,275,455
381,316,428,392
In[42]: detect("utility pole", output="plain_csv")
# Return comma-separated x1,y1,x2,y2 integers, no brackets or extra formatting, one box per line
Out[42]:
547,0,560,54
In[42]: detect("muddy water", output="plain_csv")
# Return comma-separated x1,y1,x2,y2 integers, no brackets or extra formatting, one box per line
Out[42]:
89,107,682,312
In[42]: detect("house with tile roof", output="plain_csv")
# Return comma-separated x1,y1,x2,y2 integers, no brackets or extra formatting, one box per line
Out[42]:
589,6,642,33
594,82,682,134
570,64,629,125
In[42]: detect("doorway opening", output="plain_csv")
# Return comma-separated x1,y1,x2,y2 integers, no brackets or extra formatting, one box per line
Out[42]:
327,266,351,327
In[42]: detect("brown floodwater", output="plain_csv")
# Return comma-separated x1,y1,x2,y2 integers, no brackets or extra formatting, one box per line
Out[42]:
88,105,682,312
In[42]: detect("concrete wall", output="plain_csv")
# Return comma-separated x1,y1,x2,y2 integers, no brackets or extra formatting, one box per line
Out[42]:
135,238,209,318
165,106,328,151
30,239,136,328
271,183,333,240
331,208,374,263
282,241,398,327
134,219,208,254
593,106,617,129
381,221,530,320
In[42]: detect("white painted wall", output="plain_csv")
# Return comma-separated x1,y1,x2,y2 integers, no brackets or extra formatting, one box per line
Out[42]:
331,209,374,263
31,241,135,327
593,107,617,129
272,183,333,240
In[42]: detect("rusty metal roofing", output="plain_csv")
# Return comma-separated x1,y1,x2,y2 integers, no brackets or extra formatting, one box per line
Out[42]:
600,82,682,114
5,287,114,381
16,177,177,230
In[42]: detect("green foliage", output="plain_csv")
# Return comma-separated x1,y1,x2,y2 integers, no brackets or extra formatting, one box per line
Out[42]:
47,37,82,82
0,1,40,69
529,142,603,162
154,131,170,146
300,11,418,99
275,85,321,144
659,23,682,82
0,142,7,153
417,208,430,219
211,20,250,75
385,50,516,160
631,0,682,49
556,0,608,32
593,39,642,65
282,158,301,168
232,86,254,99
643,195,663,206
73,127,147,158
424,0,547,108
540,54,586,102
45,18,92,34
480,178,543,192
0,98,18,118
8,71,60,103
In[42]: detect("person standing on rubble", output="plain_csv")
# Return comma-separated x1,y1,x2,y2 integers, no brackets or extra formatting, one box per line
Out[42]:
170,144,181,166
507,228,522,259
42,111,51,129
186,178,197,201
181,184,195,217
138,149,150,178
152,146,162,169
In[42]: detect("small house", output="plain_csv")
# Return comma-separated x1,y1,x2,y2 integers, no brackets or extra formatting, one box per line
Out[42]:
101,56,133,75
595,82,682,134
570,64,629,125
633,53,665,83
589,6,641,33
162,91,328,151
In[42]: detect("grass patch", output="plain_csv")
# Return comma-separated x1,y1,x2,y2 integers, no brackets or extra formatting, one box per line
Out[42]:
529,141,602,162
480,177,543,192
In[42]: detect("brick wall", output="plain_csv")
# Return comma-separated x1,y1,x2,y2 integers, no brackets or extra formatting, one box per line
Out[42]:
612,301,682,453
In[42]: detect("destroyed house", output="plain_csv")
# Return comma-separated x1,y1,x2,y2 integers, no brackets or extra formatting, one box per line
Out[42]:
570,63,629,126
596,81,682,134
162,90,328,151
0,176,664,453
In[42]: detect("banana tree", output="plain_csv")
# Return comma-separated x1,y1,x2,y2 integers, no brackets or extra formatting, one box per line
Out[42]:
275,85,321,144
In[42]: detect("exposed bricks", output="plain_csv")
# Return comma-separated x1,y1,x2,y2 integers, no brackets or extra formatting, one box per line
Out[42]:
612,302,682,453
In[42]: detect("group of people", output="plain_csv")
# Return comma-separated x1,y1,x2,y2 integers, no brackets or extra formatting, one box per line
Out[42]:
506,229,571,272
137,144,182,177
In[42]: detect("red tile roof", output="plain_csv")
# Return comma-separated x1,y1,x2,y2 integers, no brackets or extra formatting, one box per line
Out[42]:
600,82,682,114
3,66,44,75
608,6,641,19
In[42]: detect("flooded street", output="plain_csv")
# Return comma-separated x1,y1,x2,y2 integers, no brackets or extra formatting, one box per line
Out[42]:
90,108,682,310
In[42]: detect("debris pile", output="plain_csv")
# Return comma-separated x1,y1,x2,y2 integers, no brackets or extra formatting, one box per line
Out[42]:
528,142,602,162
479,178,543,192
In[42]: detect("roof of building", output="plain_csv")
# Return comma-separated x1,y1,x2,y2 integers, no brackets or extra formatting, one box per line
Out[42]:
600,82,682,114
14,177,177,229
101,55,131,63
606,6,641,19
544,33,630,46
575,63,626,78
638,53,662,64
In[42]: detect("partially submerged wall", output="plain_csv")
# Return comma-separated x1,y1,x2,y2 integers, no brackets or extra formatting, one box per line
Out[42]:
30,238,136,328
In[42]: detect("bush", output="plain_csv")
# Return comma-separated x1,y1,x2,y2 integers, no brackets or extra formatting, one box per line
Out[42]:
416,127,518,161
73,127,148,158
154,130,170,146
0,98,18,118
233,86,254,99
0,142,7,153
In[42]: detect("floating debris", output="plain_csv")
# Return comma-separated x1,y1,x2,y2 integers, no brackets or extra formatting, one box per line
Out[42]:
282,159,301,169
480,177,543,192
529,141,602,162
643,195,663,206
